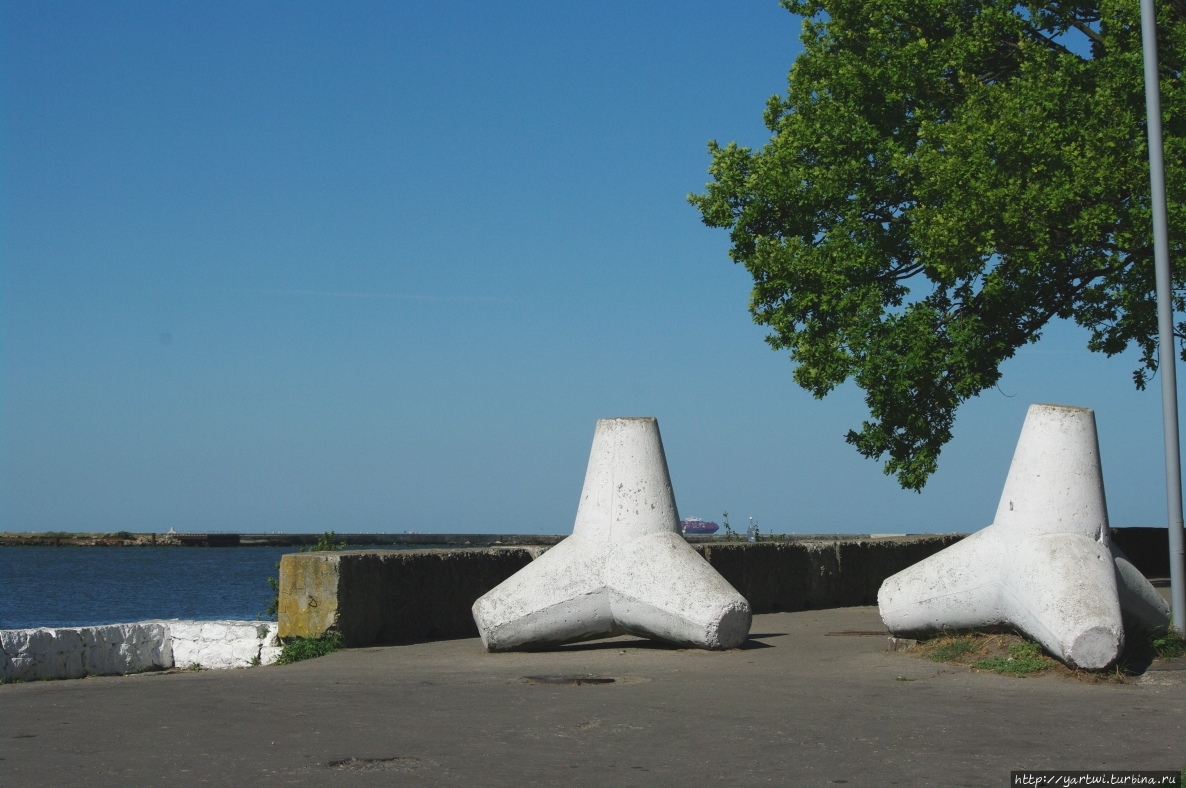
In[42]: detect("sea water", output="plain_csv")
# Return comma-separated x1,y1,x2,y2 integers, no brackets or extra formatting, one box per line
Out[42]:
0,546,416,629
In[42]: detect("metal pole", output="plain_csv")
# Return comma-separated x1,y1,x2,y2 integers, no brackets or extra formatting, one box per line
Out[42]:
1140,0,1186,632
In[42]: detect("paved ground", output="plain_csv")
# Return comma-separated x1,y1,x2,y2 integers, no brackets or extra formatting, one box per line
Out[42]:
2,606,1183,787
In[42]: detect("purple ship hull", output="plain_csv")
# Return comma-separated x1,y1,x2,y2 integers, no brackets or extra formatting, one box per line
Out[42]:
680,518,719,534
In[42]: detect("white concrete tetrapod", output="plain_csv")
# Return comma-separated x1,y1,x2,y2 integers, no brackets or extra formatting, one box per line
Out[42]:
878,403,1171,669
472,417,752,651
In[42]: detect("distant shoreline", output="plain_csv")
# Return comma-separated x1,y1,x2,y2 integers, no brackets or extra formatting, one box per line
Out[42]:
0,531,913,548
0,532,567,548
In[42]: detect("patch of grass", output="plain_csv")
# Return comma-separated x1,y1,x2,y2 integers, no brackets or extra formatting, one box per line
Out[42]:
276,632,343,665
1146,627,1186,661
1152,626,1186,659
914,631,1055,678
909,629,1186,682
972,641,1051,677
925,635,978,663
1115,625,1186,674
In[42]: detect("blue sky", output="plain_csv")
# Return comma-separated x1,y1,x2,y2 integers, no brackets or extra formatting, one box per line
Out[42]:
1,0,1179,534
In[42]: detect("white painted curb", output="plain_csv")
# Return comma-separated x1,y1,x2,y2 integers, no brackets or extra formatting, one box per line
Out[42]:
878,404,1171,669
472,417,751,651
0,620,281,682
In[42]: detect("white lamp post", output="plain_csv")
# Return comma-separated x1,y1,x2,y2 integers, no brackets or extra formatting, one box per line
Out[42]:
1139,0,1186,632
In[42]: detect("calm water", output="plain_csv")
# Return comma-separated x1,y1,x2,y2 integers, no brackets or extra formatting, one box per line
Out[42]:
1,546,401,629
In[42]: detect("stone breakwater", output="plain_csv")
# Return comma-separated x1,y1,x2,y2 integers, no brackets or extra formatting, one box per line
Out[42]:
0,620,281,682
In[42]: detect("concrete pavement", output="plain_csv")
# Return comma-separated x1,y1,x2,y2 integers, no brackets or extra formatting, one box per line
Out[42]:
2,606,1183,787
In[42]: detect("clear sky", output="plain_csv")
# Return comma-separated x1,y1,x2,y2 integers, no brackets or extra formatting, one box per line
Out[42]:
1,1,1179,535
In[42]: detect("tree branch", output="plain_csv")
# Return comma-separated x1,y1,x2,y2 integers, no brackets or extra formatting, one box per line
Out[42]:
1068,20,1103,46
1021,23,1083,60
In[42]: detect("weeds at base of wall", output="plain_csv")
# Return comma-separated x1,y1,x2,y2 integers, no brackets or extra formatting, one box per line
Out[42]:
2,665,174,685
277,632,343,665
1124,626,1185,662
0,675,68,685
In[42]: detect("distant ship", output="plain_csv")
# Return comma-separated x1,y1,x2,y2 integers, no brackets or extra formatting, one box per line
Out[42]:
680,517,719,534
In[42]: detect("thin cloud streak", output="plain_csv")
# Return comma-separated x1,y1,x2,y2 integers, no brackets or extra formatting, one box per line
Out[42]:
264,289,511,303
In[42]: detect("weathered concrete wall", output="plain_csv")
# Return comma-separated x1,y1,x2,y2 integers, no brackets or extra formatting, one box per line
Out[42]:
278,552,341,640
0,620,280,682
279,537,962,646
695,535,965,613
279,547,545,647
1110,527,1172,577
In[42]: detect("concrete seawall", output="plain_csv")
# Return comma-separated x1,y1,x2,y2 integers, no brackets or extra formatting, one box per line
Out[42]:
696,536,967,612
279,535,965,646
279,546,548,646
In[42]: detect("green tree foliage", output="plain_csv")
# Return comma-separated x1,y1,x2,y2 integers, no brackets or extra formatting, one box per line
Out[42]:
691,0,1186,490
308,531,346,552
